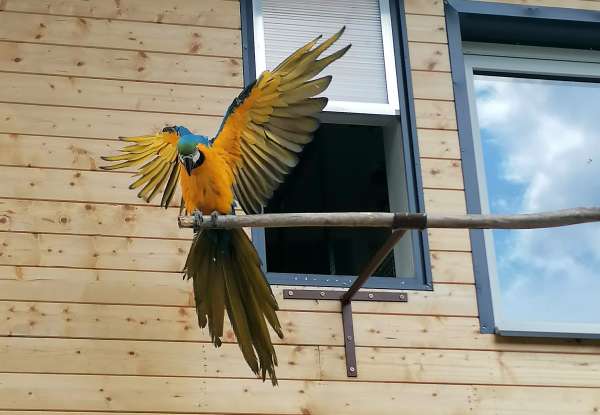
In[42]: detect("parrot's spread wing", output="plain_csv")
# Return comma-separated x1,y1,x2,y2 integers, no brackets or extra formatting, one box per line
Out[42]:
213,27,351,214
100,128,180,208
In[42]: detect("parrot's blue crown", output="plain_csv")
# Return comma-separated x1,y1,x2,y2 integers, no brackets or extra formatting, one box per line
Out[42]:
174,126,191,136
174,126,210,156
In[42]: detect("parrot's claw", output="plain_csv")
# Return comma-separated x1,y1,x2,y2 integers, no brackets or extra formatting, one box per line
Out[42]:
210,211,219,227
193,210,203,233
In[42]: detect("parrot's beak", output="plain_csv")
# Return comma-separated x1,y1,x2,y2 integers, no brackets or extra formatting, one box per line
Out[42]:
182,156,194,176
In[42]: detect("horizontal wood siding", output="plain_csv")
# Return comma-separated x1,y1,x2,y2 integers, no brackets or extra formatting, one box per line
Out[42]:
1,1,600,414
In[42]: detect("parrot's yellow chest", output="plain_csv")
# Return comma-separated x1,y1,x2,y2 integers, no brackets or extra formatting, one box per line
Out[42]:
179,146,235,215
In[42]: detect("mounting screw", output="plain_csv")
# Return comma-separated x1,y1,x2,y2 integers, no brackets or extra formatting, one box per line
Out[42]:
347,335,353,341
349,366,356,373
368,293,374,299
288,290,294,296
320,291,325,297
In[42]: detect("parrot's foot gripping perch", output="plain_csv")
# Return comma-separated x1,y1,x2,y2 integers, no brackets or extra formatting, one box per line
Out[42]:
192,210,203,233
210,211,219,227
192,210,220,232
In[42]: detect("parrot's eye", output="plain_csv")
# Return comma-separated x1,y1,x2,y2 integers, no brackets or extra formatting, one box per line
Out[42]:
162,126,176,133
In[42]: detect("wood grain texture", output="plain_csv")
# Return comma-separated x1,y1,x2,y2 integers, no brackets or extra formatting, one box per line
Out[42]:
0,266,195,306
0,166,182,206
0,134,120,170
428,228,471,251
0,42,243,87
0,413,221,415
320,346,600,386
0,232,188,270
408,42,450,72
0,12,241,57
4,337,600,387
3,207,475,281
421,158,464,190
0,199,469,281
353,313,600,353
0,337,320,380
1,373,600,414
424,188,467,214
406,15,447,43
0,0,242,28
411,71,454,101
0,266,478,316
0,73,238,116
0,301,342,346
414,100,457,129
418,129,461,159
4,300,600,354
429,251,475,284
405,0,444,15
0,103,222,140
0,199,186,238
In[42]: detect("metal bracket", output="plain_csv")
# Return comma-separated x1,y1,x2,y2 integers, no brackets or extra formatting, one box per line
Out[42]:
284,288,407,377
283,289,407,302
282,229,410,377
281,229,409,377
342,301,357,377
283,287,407,377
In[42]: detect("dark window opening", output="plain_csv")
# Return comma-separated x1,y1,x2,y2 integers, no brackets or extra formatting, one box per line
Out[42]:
265,124,396,277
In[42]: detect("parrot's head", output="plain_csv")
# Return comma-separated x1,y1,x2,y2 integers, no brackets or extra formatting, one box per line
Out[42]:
165,125,210,176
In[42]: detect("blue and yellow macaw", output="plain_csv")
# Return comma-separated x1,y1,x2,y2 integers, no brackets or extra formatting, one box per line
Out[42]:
101,28,350,385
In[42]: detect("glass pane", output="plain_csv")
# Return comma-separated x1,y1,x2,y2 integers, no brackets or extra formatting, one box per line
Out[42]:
473,74,600,328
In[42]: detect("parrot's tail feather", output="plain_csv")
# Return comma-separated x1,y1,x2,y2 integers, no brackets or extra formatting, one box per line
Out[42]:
184,228,283,386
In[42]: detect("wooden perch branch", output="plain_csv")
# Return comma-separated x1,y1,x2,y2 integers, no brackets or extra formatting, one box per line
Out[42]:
178,207,600,230
178,206,600,378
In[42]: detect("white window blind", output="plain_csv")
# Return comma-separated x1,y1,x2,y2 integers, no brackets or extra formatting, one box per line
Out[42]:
254,0,399,114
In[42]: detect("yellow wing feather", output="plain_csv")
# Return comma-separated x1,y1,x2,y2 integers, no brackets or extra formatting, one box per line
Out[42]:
213,27,351,213
100,130,181,208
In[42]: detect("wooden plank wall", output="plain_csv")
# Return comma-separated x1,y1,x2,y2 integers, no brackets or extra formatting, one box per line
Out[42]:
1,0,600,414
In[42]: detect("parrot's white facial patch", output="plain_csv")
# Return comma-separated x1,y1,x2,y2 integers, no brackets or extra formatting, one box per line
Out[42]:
180,149,205,176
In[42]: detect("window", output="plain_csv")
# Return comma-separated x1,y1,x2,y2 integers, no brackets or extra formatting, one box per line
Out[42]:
265,122,414,282
240,0,431,290
446,0,600,338
463,44,600,337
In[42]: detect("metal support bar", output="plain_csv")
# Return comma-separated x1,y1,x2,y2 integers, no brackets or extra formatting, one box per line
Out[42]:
283,289,407,302
341,229,408,304
342,301,357,377
339,229,408,376
283,228,410,377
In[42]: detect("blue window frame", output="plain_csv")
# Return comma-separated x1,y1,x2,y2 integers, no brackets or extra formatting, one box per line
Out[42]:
446,0,600,337
239,0,432,290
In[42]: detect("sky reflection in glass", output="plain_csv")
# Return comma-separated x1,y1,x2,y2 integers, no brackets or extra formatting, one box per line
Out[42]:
473,74,600,326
